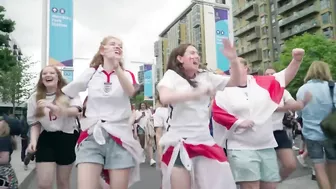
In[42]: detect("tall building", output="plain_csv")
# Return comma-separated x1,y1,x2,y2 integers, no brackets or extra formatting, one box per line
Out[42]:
154,0,234,78
137,64,161,85
232,0,336,72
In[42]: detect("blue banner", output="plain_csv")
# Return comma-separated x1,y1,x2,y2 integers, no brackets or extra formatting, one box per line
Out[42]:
62,69,73,82
144,64,153,101
48,0,73,67
214,8,230,74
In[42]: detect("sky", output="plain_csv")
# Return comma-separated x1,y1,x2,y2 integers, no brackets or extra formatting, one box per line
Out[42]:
1,0,192,82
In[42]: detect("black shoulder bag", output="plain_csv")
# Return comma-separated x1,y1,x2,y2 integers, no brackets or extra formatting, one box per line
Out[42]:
320,81,336,140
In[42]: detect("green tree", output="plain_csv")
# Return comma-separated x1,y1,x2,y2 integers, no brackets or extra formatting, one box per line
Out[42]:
274,33,336,96
0,57,36,114
0,6,16,72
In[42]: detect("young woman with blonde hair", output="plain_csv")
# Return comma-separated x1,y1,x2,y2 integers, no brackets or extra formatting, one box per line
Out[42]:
296,61,336,189
62,36,144,189
26,66,81,189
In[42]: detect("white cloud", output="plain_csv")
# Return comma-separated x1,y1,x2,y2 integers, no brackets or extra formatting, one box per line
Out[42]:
2,0,191,79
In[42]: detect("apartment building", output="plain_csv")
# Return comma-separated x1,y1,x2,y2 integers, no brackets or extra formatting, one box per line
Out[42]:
154,0,233,78
233,0,336,72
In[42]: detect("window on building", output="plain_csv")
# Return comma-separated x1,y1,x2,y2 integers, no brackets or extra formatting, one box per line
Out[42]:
261,16,266,25
321,12,331,24
263,38,269,46
271,4,275,12
321,0,331,10
323,27,334,38
272,15,276,23
260,4,266,14
262,26,268,35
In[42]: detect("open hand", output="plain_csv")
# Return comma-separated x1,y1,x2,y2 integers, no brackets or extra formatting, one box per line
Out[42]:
292,48,305,62
221,38,238,61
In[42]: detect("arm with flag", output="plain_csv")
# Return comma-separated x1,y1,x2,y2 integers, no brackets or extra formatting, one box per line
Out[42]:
211,93,254,148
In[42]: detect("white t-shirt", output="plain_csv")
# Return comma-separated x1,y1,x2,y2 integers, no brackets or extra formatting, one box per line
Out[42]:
26,92,82,134
272,90,294,131
214,71,285,150
83,66,137,126
135,109,152,129
157,69,230,137
153,107,169,133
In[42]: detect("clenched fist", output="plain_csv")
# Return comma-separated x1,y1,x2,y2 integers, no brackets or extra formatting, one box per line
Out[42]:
292,48,305,62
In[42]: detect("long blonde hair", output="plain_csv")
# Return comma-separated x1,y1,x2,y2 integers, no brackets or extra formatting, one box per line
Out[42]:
304,61,332,83
90,36,124,69
35,66,69,117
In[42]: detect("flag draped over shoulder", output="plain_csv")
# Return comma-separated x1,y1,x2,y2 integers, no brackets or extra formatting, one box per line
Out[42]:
212,72,286,148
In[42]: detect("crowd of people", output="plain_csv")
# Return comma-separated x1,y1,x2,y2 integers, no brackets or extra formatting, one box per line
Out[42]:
0,35,335,189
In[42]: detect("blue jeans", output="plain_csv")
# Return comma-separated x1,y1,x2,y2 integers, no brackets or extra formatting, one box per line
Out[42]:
305,139,336,163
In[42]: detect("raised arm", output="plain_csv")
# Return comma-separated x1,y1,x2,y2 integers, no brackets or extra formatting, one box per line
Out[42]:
221,38,241,87
284,48,305,86
62,67,97,98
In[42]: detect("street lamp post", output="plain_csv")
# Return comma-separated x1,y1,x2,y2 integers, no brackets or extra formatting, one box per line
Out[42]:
130,59,156,109
41,0,48,68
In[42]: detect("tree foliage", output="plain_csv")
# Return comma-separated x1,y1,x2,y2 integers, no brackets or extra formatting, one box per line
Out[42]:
0,5,16,72
274,33,336,96
0,57,36,113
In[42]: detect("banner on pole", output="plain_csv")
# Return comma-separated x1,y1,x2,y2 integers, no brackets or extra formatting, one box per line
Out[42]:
48,0,73,67
214,8,230,74
144,64,153,101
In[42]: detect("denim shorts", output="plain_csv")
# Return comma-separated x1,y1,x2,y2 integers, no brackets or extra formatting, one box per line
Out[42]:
227,148,281,183
76,129,135,170
305,139,336,163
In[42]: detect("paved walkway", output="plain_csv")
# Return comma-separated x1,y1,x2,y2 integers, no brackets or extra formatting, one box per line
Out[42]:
11,136,35,188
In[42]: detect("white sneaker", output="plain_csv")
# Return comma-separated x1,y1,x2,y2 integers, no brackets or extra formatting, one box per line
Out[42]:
297,155,308,167
150,159,156,166
292,146,300,150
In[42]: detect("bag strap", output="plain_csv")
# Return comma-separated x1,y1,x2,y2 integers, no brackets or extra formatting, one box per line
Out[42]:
328,81,336,112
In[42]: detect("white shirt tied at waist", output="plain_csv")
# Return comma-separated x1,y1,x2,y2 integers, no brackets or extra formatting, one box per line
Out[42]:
160,136,194,187
159,130,214,187
81,118,130,145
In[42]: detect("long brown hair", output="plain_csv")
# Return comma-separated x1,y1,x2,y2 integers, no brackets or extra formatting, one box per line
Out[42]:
166,44,198,88
90,36,124,70
35,66,68,117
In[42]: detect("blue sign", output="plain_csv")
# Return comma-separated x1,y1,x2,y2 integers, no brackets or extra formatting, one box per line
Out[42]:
62,69,73,82
144,65,153,101
48,0,73,67
214,8,230,72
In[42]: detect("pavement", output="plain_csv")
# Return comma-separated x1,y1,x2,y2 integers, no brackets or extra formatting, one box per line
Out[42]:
23,157,317,189
10,137,36,188
16,140,318,189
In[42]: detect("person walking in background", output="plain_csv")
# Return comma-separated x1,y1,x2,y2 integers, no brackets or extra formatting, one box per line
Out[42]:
135,102,156,166
265,67,311,180
296,61,336,189
0,114,23,189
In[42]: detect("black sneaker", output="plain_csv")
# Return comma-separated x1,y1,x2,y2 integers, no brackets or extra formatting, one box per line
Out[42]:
311,174,316,180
